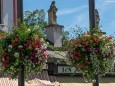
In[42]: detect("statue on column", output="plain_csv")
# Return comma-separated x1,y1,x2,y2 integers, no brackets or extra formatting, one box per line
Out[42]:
95,9,100,31
48,1,58,25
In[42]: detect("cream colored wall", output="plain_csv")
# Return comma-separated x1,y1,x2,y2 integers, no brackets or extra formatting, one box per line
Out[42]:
2,0,13,32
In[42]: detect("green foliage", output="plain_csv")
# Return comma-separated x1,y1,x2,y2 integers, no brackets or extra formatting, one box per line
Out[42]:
47,44,66,51
62,25,88,40
62,30,69,41
24,9,48,35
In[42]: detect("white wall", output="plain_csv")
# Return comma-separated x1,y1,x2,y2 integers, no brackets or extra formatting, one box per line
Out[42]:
2,0,13,31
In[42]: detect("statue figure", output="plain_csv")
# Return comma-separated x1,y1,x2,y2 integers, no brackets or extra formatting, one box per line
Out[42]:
95,9,100,32
48,1,58,25
95,9,100,27
95,9,106,34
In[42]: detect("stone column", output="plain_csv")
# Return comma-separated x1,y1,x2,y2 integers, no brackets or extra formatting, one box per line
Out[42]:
46,25,64,47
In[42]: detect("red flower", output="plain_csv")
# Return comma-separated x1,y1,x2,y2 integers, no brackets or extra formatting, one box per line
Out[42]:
87,31,90,35
90,36,93,38
14,37,19,42
29,45,33,49
90,40,94,43
85,60,89,64
35,43,39,47
85,43,88,46
3,52,7,56
77,52,81,57
11,43,15,47
97,38,100,42
33,58,39,64
82,38,86,41
33,39,37,44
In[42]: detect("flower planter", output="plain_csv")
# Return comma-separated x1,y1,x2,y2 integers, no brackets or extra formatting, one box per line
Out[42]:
67,32,115,83
0,24,47,84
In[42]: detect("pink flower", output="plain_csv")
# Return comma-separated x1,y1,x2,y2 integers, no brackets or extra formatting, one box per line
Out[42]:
82,46,84,48
33,58,39,64
24,43,28,47
108,36,112,39
34,50,37,53
32,53,36,57
83,32,86,35
3,52,7,56
42,54,47,59
87,48,91,52
33,39,37,44
39,38,43,42
21,56,24,60
2,62,8,67
96,48,100,51
77,52,81,57
6,56,10,62
75,56,79,60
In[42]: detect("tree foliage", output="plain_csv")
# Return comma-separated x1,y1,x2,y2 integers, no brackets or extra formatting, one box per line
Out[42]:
24,9,47,30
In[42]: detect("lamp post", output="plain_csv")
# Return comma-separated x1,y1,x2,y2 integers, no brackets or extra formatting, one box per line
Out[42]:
89,0,99,86
0,0,2,24
17,0,24,86
17,0,23,22
89,0,96,31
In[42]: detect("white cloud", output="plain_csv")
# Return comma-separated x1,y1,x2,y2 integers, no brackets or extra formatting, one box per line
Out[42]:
70,0,115,31
96,0,112,12
96,0,115,14
105,0,115,2
75,14,88,27
57,5,87,16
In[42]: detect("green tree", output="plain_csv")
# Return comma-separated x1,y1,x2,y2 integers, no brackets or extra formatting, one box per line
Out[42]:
24,9,47,32
62,30,69,45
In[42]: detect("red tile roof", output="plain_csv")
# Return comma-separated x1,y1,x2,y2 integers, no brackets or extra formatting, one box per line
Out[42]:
0,70,60,86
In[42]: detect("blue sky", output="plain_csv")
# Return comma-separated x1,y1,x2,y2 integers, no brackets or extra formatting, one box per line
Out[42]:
24,0,115,37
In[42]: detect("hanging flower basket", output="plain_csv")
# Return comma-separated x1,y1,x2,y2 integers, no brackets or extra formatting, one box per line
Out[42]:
0,24,47,78
67,32,115,82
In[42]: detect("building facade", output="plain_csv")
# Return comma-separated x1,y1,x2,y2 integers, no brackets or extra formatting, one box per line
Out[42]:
0,0,18,32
